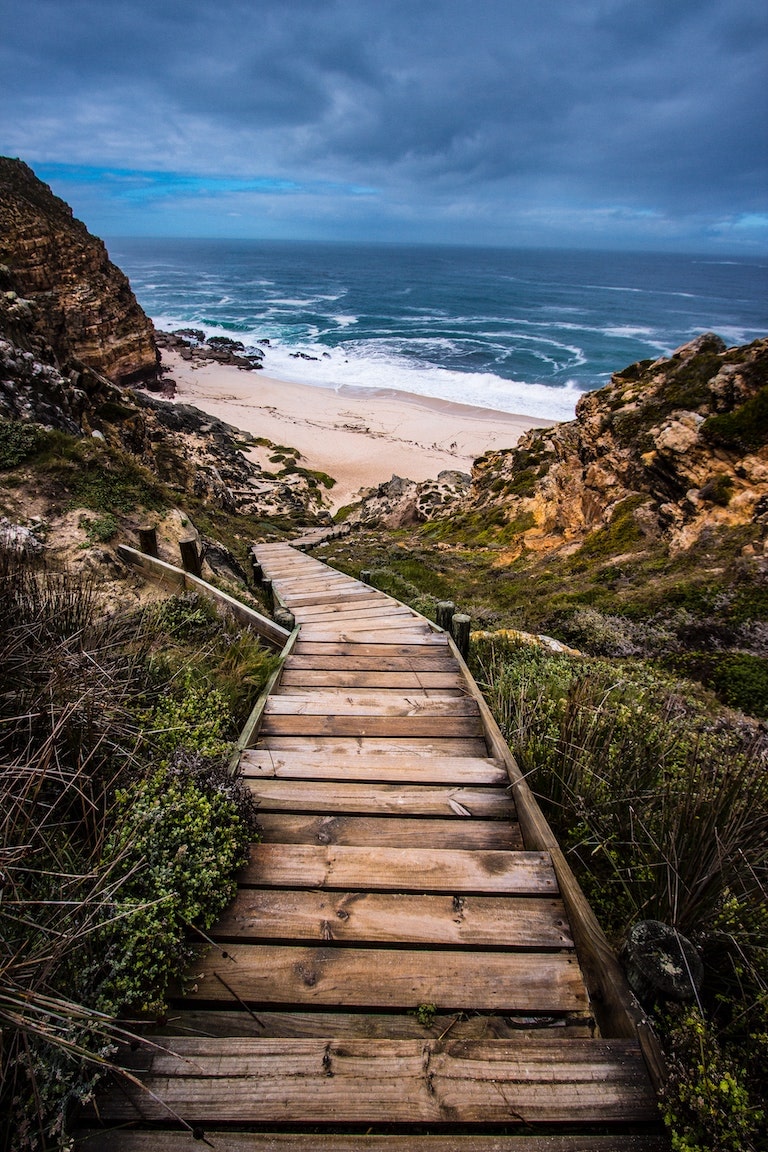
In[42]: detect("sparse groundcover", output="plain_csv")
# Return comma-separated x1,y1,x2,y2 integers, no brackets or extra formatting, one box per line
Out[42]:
0,557,274,1151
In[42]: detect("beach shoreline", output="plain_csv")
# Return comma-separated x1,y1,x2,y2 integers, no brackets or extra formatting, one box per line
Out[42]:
161,350,553,511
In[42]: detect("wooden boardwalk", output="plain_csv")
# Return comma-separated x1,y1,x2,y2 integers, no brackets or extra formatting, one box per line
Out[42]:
78,543,667,1150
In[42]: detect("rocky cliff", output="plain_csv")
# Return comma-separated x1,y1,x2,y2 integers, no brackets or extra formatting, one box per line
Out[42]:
461,333,768,558
0,157,158,385
355,334,768,561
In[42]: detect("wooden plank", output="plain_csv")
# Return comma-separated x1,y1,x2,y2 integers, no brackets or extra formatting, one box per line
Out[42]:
286,653,458,671
90,1037,656,1124
291,598,407,617
213,889,569,947
241,749,506,783
294,640,448,656
179,947,586,1012
282,588,392,607
264,693,479,717
249,737,492,760
155,1009,593,1041
292,606,418,624
78,1133,669,1152
239,844,556,894
275,683,466,698
247,780,515,816
279,669,466,689
273,577,358,591
256,813,522,849
259,715,485,737
298,624,434,641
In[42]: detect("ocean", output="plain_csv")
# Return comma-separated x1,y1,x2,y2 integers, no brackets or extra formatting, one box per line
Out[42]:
109,239,767,423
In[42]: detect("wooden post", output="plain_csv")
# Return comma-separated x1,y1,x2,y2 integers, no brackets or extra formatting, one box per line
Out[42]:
436,600,455,631
250,553,263,584
179,535,202,577
274,607,296,631
137,526,158,558
262,579,274,610
451,613,471,659
360,569,372,586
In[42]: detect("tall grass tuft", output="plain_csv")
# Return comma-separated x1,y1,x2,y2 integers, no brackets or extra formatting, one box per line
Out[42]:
0,551,269,1149
471,635,768,1150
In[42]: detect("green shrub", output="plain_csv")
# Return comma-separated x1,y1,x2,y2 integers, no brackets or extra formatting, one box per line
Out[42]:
700,473,735,506
0,417,49,468
95,758,253,1015
673,651,768,718
0,551,268,1147
702,387,768,452
471,635,768,1150
662,1008,764,1152
79,512,119,544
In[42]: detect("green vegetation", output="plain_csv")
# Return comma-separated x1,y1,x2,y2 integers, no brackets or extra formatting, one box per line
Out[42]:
0,554,275,1150
699,473,735,506
78,511,119,544
0,416,51,467
470,636,768,1151
702,386,768,452
576,495,649,561
413,1002,437,1028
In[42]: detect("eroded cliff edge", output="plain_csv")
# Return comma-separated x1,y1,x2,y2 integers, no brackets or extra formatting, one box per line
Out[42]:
0,157,158,385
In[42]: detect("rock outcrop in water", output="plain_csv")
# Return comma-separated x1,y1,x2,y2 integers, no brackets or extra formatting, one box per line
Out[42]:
0,157,158,385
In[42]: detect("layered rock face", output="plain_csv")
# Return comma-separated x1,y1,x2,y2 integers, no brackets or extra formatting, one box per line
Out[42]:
464,333,768,555
0,157,158,384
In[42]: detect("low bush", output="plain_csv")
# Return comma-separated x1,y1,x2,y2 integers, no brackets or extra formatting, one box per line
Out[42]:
0,559,269,1150
471,635,768,1150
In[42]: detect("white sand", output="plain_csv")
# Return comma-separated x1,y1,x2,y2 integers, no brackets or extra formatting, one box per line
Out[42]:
163,350,552,510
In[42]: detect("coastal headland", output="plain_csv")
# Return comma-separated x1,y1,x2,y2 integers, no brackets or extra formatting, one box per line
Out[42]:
161,347,552,509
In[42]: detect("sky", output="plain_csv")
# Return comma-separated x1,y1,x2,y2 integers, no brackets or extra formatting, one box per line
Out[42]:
1,0,766,252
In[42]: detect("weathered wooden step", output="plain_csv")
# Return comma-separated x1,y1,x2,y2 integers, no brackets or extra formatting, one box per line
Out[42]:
283,588,391,607
291,601,415,620
298,624,433,642
239,844,555,893
271,685,467,699
78,1134,669,1152
179,947,587,1012
213,889,570,947
154,1008,594,1041
247,780,515,817
295,639,448,655
251,736,490,759
242,748,506,783
259,714,485,737
264,692,479,716
86,1036,656,1125
279,669,466,689
151,1009,594,1046
256,813,521,849
286,652,457,671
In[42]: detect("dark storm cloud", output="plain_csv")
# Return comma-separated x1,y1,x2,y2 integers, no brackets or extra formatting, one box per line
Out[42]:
1,0,765,247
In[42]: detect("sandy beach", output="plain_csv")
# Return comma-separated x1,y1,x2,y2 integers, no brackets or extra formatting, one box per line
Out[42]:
163,350,552,510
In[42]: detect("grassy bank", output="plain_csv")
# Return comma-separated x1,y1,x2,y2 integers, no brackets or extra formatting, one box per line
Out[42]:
469,637,767,1151
0,547,278,1149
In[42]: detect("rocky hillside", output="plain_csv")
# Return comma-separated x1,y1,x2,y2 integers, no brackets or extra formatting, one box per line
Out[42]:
0,163,330,585
0,157,158,385
465,333,768,557
351,333,768,562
